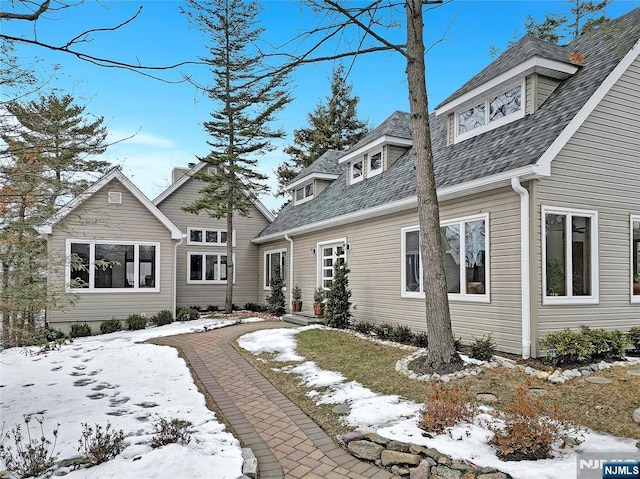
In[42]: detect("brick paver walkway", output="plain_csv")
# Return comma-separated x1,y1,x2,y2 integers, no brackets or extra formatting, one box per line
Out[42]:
155,321,396,479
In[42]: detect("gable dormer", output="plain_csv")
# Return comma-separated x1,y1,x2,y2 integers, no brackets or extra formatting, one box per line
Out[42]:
436,36,582,145
286,150,342,205
338,111,413,185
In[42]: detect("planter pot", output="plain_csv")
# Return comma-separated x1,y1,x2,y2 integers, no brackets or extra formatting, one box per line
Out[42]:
313,302,324,317
292,300,302,313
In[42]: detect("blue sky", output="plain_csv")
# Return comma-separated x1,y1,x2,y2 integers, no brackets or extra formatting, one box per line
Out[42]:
4,0,638,212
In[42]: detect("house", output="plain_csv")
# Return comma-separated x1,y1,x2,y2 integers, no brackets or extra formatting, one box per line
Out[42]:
40,8,639,356
254,8,640,358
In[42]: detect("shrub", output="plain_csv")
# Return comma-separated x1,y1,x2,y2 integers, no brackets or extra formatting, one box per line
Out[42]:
149,416,191,449
70,323,92,338
291,284,302,301
538,328,592,366
20,327,66,347
324,262,352,329
100,319,122,334
244,302,265,312
206,305,219,313
0,415,59,479
353,321,374,334
470,334,496,361
125,314,147,330
602,329,629,360
374,322,394,340
266,264,286,316
176,307,200,322
454,337,463,351
413,331,429,348
313,287,325,303
628,326,640,351
489,381,577,461
77,422,125,466
419,384,477,435
390,324,414,344
151,310,173,327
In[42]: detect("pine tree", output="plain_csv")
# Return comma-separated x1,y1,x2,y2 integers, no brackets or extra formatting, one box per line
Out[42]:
277,63,368,192
0,93,110,347
266,264,285,316
182,0,291,314
525,0,610,44
324,261,351,329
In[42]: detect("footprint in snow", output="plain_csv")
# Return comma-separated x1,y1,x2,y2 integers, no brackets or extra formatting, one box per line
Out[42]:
82,357,92,363
47,383,56,387
135,402,159,409
69,371,85,377
110,396,130,407
73,378,96,387
88,370,101,376
73,365,87,371
91,382,116,391
50,366,62,371
106,409,130,417
22,383,34,387
70,355,81,358
87,393,108,400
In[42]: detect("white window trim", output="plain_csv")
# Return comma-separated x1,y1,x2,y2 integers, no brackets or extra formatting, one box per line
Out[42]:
541,206,599,305
186,252,236,285
631,215,640,304
400,213,490,303
316,237,347,290
294,183,314,205
350,160,364,184
187,227,233,246
454,79,525,144
264,249,288,291
367,149,383,178
65,239,160,293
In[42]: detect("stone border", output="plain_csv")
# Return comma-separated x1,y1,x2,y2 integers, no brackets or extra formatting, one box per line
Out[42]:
335,431,511,478
397,349,640,384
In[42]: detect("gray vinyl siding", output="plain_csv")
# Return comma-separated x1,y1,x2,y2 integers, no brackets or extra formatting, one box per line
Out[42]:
260,186,524,354
533,55,640,354
526,74,561,114
314,179,334,196
526,75,534,115
47,178,175,332
387,145,410,168
156,176,270,309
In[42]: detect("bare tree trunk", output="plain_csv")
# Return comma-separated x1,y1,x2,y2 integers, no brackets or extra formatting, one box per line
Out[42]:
406,0,462,371
1,261,11,348
225,210,234,314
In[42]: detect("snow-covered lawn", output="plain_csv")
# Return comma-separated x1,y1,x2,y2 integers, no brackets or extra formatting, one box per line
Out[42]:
238,325,639,479
1,317,262,479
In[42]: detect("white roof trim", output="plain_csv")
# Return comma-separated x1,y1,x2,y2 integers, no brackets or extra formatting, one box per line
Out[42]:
153,161,275,223
253,164,544,243
35,168,183,240
286,173,340,191
536,38,640,172
435,56,579,116
338,135,413,164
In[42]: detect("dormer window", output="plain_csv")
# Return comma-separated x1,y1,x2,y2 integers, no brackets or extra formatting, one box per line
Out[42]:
368,150,383,177
455,82,524,143
294,182,314,205
351,160,363,184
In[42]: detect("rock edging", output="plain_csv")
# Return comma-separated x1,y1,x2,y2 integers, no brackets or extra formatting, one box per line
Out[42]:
335,432,512,479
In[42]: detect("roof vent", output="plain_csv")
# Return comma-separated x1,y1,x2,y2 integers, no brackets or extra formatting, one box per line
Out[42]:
108,191,122,204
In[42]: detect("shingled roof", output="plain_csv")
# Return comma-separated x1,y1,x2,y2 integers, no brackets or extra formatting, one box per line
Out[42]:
289,149,343,186
258,8,640,239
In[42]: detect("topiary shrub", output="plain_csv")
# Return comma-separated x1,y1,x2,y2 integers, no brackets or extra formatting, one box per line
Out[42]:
125,314,147,331
100,319,122,335
413,331,429,348
390,324,414,344
470,334,496,361
151,310,173,327
266,264,285,316
628,326,640,351
176,308,200,322
324,262,351,329
70,323,92,338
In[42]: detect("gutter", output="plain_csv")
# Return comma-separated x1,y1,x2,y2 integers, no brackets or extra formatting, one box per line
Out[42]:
284,234,294,309
511,177,531,359
173,234,186,318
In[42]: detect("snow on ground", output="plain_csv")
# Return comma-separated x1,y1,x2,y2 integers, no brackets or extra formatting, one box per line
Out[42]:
0,317,262,479
238,325,640,479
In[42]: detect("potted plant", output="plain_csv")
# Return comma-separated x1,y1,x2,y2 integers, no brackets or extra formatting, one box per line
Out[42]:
291,284,303,312
313,287,326,317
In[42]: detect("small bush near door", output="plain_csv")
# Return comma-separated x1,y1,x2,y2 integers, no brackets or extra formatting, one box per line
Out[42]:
70,323,92,338
100,319,122,334
176,307,200,321
151,310,173,327
125,314,147,331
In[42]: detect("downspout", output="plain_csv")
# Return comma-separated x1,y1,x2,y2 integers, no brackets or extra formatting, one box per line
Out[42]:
284,234,294,309
173,234,186,319
511,177,531,359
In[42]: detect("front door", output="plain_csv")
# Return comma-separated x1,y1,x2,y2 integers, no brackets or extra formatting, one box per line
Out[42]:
318,241,346,289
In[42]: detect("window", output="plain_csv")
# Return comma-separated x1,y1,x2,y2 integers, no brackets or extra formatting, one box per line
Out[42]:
66,240,159,291
542,207,598,304
456,83,523,142
317,239,346,289
187,252,234,284
294,182,314,205
631,216,640,302
264,250,287,289
368,150,383,177
187,228,228,245
351,160,363,184
401,214,489,302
